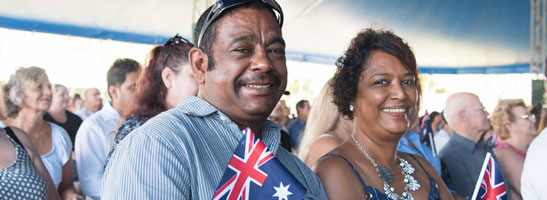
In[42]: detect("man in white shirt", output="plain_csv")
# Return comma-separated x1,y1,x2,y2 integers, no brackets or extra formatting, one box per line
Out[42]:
521,128,547,199
75,88,103,120
75,58,140,199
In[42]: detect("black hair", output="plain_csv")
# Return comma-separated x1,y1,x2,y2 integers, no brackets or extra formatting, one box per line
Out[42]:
193,1,279,71
107,58,141,96
296,100,309,115
430,111,440,121
331,28,421,119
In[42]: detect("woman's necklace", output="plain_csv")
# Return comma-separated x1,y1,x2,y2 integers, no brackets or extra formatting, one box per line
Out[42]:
351,134,420,200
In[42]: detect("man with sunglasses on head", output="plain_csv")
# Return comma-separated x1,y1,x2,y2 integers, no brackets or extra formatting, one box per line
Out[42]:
102,0,327,199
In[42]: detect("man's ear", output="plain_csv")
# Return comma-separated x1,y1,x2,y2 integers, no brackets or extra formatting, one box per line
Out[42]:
458,110,467,123
189,47,208,84
161,67,174,89
108,85,118,101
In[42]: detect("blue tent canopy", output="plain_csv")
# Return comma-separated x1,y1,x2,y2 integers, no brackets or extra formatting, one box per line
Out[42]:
0,0,531,74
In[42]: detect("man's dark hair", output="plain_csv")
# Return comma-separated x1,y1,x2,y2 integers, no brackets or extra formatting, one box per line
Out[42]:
107,58,141,96
430,111,440,122
296,100,309,115
440,110,448,124
193,1,280,71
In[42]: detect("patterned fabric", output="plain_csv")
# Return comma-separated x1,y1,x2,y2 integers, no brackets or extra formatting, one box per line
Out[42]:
105,116,148,167
0,128,47,199
398,131,442,176
473,153,507,200
213,128,307,200
114,116,148,144
102,96,327,200
323,153,440,200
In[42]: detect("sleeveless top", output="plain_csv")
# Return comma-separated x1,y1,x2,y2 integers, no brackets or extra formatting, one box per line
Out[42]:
0,127,48,199
494,142,526,160
41,122,72,188
324,153,440,200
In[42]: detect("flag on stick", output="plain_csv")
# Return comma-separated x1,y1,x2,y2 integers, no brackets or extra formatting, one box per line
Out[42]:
213,128,306,200
420,111,437,155
471,152,507,200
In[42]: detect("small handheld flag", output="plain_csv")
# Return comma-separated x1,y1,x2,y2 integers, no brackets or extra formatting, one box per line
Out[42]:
420,111,437,156
213,128,306,200
471,152,507,200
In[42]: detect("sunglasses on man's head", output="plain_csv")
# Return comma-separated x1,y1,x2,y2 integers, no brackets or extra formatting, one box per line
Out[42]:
197,0,284,47
164,34,193,46
163,34,193,67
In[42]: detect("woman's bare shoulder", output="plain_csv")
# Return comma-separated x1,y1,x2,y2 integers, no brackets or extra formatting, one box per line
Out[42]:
8,127,40,158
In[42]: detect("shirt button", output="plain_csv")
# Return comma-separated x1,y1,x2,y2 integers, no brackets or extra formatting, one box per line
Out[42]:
220,116,226,121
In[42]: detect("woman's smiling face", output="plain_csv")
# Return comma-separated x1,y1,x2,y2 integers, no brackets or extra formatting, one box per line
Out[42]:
353,51,418,137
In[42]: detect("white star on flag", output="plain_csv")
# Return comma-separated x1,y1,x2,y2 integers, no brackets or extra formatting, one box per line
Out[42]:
273,182,293,200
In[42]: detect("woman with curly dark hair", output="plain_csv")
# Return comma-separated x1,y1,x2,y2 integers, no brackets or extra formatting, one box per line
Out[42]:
313,29,452,200
106,34,198,162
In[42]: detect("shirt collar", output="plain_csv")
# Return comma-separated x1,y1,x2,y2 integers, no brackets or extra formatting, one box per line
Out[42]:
178,96,218,117
178,96,282,153
101,101,121,119
451,131,480,151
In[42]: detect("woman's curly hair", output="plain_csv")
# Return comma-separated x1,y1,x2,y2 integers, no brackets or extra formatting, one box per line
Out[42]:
491,99,526,140
331,28,421,119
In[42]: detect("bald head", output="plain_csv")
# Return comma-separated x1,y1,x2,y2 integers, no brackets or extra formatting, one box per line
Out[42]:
84,88,102,112
444,92,490,141
444,93,479,126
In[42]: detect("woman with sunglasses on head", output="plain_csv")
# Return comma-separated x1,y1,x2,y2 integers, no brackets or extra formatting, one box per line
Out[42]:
106,34,198,161
3,67,76,199
491,99,537,200
313,29,452,200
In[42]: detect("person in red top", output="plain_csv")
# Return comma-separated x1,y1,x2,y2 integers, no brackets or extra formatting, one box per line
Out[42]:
491,99,538,200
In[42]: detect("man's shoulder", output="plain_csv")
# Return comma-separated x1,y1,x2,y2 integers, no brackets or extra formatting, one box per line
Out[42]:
438,138,462,157
130,104,208,142
274,146,326,199
80,109,107,124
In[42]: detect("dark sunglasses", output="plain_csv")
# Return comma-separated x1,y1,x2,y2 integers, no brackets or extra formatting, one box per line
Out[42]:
196,0,284,47
163,34,193,66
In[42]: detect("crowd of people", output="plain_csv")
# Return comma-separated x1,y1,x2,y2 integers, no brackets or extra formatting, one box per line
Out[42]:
1,0,546,199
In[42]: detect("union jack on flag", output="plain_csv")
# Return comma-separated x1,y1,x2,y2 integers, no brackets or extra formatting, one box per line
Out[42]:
471,152,507,200
213,128,306,200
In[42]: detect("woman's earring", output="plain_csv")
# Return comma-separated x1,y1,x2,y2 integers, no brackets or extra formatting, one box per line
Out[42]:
349,104,354,112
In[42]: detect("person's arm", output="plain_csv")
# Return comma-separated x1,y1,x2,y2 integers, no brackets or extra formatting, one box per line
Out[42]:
304,136,340,167
12,127,62,200
102,130,190,199
58,160,77,200
494,148,524,198
75,121,106,199
313,155,365,199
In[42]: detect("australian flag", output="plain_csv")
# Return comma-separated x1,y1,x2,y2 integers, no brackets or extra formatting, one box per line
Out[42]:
213,128,307,200
471,152,507,200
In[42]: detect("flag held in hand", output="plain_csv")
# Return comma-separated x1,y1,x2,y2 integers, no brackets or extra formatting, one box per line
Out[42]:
471,152,507,200
213,128,306,200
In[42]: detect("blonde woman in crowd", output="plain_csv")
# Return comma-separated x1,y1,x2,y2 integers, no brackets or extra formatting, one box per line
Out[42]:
3,66,76,199
491,99,538,200
298,78,352,167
